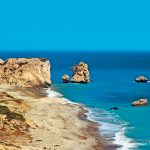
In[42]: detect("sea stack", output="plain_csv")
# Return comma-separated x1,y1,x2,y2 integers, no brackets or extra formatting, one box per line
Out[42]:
135,76,148,83
71,62,90,83
0,58,51,87
131,99,148,107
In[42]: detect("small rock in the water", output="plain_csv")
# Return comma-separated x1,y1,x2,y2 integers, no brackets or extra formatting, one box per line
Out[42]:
110,107,119,110
135,76,148,83
131,99,148,107
62,74,70,83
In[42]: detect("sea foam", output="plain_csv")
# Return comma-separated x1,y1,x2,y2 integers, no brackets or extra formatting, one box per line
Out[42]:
86,108,141,150
46,89,139,150
114,127,140,150
46,89,80,105
46,89,62,98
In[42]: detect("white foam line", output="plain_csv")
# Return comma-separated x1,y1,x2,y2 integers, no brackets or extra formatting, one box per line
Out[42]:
46,89,62,98
46,89,80,105
46,89,142,150
114,127,140,150
86,108,143,150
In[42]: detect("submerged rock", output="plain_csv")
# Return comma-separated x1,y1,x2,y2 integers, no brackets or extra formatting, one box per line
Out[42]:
0,58,51,87
135,76,148,83
110,107,119,110
62,74,70,83
71,62,90,83
131,99,148,106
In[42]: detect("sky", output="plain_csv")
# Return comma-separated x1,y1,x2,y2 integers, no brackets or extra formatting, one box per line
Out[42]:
0,0,150,51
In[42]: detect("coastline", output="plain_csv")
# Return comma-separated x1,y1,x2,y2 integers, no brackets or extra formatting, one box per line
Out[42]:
0,85,114,150
76,105,120,150
46,88,120,150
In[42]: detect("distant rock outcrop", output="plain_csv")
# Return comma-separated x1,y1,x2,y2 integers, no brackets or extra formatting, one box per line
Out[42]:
135,76,148,83
71,62,90,83
131,99,148,106
62,74,70,83
0,58,51,87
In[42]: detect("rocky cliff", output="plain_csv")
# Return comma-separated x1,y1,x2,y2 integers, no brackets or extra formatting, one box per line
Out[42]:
71,62,90,83
0,58,51,87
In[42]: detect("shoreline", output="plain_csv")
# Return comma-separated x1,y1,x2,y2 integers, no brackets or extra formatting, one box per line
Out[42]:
53,85,140,150
47,88,120,150
77,105,120,150
0,85,116,150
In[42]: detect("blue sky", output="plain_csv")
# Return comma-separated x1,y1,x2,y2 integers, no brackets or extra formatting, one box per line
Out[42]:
0,0,150,51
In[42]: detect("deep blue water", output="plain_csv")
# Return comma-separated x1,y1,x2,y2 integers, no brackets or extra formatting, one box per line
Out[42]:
1,50,150,149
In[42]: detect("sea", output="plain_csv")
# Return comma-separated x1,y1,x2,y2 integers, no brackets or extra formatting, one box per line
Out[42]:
1,50,150,150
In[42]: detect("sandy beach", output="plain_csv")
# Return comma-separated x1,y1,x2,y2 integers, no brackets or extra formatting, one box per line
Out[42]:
0,85,110,150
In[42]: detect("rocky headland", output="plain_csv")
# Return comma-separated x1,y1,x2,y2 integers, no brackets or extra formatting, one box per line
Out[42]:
0,58,51,87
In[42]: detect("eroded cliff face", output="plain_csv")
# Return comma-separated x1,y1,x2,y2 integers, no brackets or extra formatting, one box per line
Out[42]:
0,58,51,87
71,62,90,83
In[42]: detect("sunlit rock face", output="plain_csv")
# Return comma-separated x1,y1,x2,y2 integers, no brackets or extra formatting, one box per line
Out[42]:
71,62,90,83
62,74,70,83
0,58,51,87
131,99,148,107
135,75,148,83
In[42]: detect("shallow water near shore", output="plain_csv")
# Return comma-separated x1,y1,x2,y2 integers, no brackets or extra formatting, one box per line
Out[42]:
2,51,150,150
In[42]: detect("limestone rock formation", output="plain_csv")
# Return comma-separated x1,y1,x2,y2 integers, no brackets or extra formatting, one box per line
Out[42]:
135,76,148,83
62,74,70,83
131,99,148,106
0,58,51,87
71,62,90,83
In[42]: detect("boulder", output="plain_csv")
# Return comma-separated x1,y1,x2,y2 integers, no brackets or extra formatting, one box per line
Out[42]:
62,74,70,83
135,76,148,83
0,58,51,87
71,62,90,83
131,99,148,106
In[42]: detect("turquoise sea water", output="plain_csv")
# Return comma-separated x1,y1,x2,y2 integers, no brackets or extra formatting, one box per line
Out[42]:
2,51,150,150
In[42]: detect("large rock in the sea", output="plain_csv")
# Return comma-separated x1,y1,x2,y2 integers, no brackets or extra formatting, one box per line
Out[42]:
131,99,148,107
62,74,70,83
135,76,148,83
71,62,90,83
0,58,51,87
